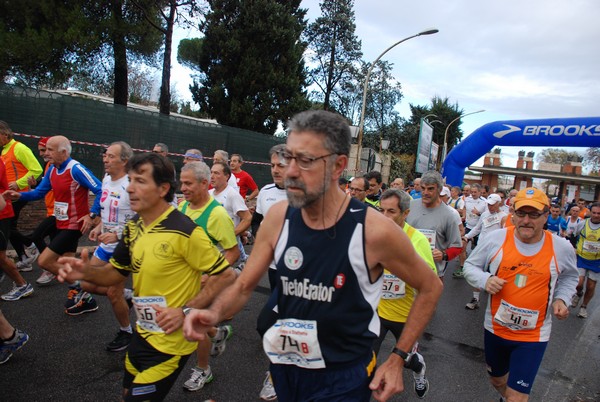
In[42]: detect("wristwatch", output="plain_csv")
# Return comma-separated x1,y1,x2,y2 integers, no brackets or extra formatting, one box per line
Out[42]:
89,212,97,219
391,347,410,364
442,251,448,261
182,306,193,316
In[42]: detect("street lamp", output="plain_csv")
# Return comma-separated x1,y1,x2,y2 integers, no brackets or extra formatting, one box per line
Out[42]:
354,28,439,174
422,113,438,122
441,109,485,163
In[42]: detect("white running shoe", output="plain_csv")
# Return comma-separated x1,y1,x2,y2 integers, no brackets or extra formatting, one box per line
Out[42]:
259,371,277,401
210,325,233,357
577,307,588,319
183,366,213,391
23,244,40,265
36,270,56,285
16,260,33,272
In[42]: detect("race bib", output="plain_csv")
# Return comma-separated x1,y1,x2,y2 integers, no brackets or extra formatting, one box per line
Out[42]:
418,229,437,250
381,273,406,299
582,240,600,253
493,299,539,331
483,214,500,228
54,201,69,221
263,318,325,369
132,296,168,333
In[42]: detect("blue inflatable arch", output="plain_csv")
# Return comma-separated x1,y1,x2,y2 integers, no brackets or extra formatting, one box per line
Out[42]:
442,117,600,186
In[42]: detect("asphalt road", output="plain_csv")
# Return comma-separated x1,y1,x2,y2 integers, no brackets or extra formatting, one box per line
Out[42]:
1,252,599,402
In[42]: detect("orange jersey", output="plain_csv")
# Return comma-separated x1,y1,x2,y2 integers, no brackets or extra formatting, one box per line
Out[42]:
486,227,559,342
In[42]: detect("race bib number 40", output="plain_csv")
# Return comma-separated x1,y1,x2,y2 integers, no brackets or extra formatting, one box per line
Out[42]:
132,296,167,333
263,318,325,369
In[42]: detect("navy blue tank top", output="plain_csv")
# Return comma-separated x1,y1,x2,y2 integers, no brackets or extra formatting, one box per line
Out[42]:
273,197,382,366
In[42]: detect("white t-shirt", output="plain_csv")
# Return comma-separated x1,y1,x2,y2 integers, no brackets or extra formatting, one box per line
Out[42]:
210,185,248,227
256,183,287,216
464,196,487,229
99,175,133,252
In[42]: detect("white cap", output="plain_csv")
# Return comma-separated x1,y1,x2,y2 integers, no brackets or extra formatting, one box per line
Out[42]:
486,194,502,205
440,187,451,197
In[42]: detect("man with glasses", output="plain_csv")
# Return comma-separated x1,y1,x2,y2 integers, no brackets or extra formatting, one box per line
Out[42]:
183,110,442,402
463,187,577,402
349,177,376,208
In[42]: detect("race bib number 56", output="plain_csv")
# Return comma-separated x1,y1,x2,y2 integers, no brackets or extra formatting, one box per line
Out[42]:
263,318,325,369
132,296,167,333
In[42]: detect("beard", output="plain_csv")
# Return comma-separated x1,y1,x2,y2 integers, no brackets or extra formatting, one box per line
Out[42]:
285,170,331,209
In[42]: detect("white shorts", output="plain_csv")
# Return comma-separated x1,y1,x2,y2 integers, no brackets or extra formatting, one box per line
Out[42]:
577,268,600,282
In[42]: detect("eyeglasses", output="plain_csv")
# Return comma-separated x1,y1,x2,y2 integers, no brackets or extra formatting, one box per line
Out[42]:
514,210,547,219
349,187,366,192
278,150,337,170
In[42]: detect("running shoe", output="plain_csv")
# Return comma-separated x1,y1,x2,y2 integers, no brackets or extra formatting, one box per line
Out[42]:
23,244,40,265
36,270,56,285
106,330,132,352
64,285,82,309
452,267,464,278
16,260,33,272
0,271,5,283
123,288,134,309
183,366,213,391
259,371,277,401
65,292,98,315
465,298,480,310
210,324,233,357
0,329,29,365
412,353,429,399
1,283,34,301
571,293,581,308
577,307,588,319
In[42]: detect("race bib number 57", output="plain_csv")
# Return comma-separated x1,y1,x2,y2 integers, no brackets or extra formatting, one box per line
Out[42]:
263,318,325,369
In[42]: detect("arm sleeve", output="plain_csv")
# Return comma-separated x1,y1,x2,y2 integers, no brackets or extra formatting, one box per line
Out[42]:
19,167,53,202
552,237,580,304
463,232,505,289
71,163,102,214
251,211,264,237
14,144,43,189
466,215,484,239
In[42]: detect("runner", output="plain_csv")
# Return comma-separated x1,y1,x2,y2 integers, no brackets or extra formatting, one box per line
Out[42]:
56,152,235,401
183,110,443,402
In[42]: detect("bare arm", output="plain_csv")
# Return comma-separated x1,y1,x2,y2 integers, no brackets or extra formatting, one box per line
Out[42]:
366,210,443,401
57,249,126,287
184,202,286,341
234,209,252,236
246,188,259,201
222,245,241,266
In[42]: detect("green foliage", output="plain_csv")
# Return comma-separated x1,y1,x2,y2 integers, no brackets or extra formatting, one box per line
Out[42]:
186,0,310,134
304,0,362,111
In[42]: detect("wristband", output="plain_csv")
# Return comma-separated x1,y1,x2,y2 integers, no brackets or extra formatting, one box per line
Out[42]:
391,347,410,363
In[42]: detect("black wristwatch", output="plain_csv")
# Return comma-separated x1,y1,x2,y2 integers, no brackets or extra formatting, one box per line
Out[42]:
182,306,193,316
391,347,410,364
442,251,448,261
89,212,97,219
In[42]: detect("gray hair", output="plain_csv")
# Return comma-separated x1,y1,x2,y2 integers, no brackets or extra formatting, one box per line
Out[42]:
214,149,229,162
471,183,482,191
111,141,133,162
154,142,169,153
185,148,203,161
269,143,286,158
421,170,443,190
287,110,351,156
181,161,211,182
381,189,412,212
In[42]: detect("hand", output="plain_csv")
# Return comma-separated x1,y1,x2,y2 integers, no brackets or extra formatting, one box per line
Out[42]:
153,305,185,334
552,299,569,320
3,190,21,201
431,248,443,262
97,232,118,244
57,248,91,283
89,226,101,242
77,215,95,234
471,208,479,215
27,176,37,188
369,354,405,401
484,275,506,295
8,181,19,191
183,309,220,342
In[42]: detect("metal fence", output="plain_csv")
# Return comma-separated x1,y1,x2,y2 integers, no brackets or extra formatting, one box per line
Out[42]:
0,84,283,186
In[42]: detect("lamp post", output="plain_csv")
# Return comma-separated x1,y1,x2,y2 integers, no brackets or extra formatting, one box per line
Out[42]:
354,28,439,174
422,113,438,122
441,109,485,163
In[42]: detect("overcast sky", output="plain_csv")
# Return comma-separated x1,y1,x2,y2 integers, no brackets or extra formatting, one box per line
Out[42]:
172,0,599,166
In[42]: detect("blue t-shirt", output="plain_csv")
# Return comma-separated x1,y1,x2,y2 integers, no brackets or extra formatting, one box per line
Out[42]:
410,190,422,199
546,215,566,235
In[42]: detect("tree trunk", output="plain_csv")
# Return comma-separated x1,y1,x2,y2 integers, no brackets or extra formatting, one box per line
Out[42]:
112,0,128,106
159,1,176,115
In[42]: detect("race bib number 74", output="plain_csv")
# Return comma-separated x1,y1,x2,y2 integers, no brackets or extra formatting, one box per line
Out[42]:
263,318,325,369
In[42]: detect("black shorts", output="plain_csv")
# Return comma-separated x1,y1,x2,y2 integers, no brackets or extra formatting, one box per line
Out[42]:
0,219,10,251
123,331,191,401
48,229,82,255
